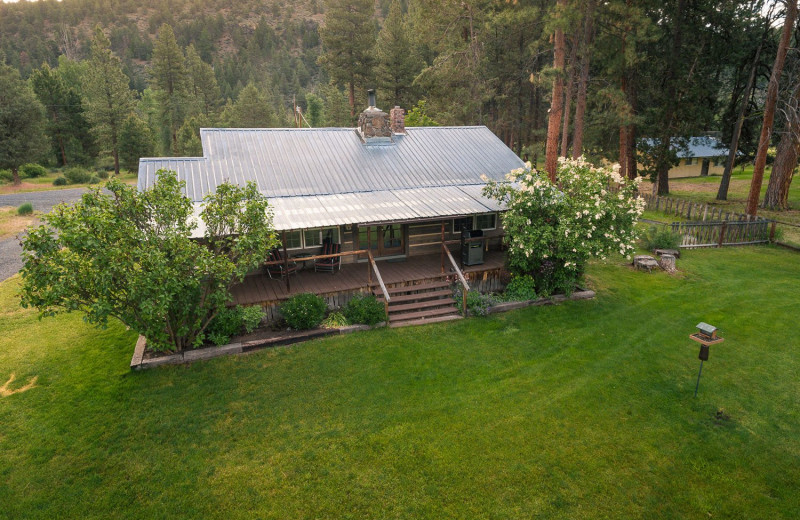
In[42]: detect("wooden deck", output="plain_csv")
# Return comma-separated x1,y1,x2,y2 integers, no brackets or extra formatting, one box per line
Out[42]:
231,249,507,307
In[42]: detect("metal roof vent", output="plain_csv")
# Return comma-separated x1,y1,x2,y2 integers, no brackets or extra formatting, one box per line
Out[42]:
357,89,393,144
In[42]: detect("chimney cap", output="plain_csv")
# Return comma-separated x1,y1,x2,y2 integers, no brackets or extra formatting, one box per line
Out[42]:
367,89,376,108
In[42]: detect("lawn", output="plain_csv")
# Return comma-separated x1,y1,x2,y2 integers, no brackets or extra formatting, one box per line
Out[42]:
0,171,138,194
1,247,798,519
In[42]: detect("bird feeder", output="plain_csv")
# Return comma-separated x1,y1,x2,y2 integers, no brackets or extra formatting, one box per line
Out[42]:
689,322,724,397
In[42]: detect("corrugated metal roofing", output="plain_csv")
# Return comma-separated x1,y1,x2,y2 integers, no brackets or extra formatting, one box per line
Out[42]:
640,136,730,158
139,125,523,232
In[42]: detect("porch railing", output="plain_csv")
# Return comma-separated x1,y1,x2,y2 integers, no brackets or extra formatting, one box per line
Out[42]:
441,243,470,316
367,250,391,318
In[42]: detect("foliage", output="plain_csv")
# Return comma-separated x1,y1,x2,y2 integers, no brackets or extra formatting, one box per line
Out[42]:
119,114,155,172
374,0,423,108
17,203,34,216
205,305,265,346
97,170,110,180
0,169,14,183
151,24,189,155
454,289,497,317
0,62,48,184
88,175,101,184
343,294,385,326
20,163,48,179
63,167,92,184
220,82,277,128
404,100,439,127
318,0,376,113
484,157,644,296
83,25,135,175
321,311,350,329
19,169,278,352
281,293,327,330
503,274,537,302
52,176,68,186
641,225,681,251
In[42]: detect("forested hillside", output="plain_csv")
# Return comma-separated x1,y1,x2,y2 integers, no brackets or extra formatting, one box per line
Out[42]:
1,0,797,200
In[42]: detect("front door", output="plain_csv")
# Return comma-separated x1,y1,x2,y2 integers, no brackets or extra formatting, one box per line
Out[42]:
358,224,405,258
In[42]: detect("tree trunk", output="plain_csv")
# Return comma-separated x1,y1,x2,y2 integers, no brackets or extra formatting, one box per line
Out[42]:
571,0,594,159
763,77,800,209
560,34,578,157
545,0,568,182
11,166,21,186
763,129,799,209
627,121,637,180
746,0,798,216
349,80,356,117
654,0,687,196
53,110,68,167
718,16,768,201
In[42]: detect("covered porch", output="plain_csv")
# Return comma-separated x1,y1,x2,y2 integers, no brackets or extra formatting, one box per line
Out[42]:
231,248,507,308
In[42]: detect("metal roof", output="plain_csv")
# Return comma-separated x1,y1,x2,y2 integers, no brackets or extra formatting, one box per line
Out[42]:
640,136,730,158
140,125,524,232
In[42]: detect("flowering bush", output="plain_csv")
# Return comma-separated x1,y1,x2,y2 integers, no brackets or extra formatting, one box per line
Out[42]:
483,157,645,295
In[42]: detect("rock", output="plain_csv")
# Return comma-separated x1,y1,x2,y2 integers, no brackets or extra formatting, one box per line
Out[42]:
634,255,659,272
659,254,677,273
654,248,680,258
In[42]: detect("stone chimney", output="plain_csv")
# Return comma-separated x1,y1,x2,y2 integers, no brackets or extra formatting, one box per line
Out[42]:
390,106,405,135
357,89,392,142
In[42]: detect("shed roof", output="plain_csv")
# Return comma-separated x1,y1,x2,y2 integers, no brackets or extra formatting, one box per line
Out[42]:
640,136,730,159
139,126,524,231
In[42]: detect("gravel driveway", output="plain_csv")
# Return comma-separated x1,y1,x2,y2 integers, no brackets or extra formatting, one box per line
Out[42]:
0,188,88,282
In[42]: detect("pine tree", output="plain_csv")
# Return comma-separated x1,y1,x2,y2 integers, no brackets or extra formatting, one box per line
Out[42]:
151,24,189,155
83,25,134,176
545,0,568,181
29,63,72,166
318,0,376,116
118,114,155,172
321,81,351,126
221,83,277,128
374,0,423,109
185,44,223,121
0,62,48,185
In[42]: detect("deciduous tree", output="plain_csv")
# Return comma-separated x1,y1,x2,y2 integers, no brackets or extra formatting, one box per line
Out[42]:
20,170,278,353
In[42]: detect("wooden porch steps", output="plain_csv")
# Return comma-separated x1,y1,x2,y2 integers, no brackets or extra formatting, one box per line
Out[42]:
373,279,461,326
389,314,463,328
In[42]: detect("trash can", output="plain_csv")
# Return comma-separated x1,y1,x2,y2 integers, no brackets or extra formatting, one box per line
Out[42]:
461,229,484,266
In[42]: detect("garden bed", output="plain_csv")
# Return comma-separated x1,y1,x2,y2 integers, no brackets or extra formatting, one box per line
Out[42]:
130,323,379,370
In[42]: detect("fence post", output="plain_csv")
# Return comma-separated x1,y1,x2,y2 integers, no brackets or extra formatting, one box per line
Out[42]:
462,286,468,316
718,221,727,247
702,204,708,221
770,221,777,242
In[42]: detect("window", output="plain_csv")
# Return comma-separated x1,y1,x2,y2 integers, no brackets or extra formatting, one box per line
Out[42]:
303,227,340,248
452,213,497,234
476,213,497,230
685,157,694,165
282,230,302,250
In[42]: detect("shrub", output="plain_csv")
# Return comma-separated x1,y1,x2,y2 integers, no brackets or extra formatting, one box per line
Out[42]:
17,203,34,216
98,170,110,180
205,305,266,346
0,169,13,183
343,294,385,325
63,167,92,184
88,175,101,184
454,289,497,317
321,311,350,328
483,158,644,296
20,163,47,178
641,225,681,251
281,293,327,330
503,274,537,301
52,176,68,186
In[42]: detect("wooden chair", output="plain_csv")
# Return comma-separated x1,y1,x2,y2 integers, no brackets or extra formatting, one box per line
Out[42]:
314,242,341,273
265,249,297,279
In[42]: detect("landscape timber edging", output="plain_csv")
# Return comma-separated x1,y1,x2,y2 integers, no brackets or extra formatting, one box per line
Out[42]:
130,324,375,370
484,288,596,315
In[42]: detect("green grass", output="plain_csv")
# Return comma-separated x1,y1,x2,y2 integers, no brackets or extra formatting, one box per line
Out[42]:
1,247,799,518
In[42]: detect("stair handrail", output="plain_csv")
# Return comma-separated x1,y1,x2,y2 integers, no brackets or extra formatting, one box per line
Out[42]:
442,243,469,316
367,250,391,320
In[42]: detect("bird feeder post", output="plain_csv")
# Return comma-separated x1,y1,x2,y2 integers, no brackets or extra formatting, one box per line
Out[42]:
689,322,724,397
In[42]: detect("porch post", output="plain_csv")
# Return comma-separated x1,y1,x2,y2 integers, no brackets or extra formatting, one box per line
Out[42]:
440,221,445,274
282,231,290,292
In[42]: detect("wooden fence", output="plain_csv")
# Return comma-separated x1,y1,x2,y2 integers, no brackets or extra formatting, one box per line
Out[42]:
639,193,769,224
669,220,772,248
